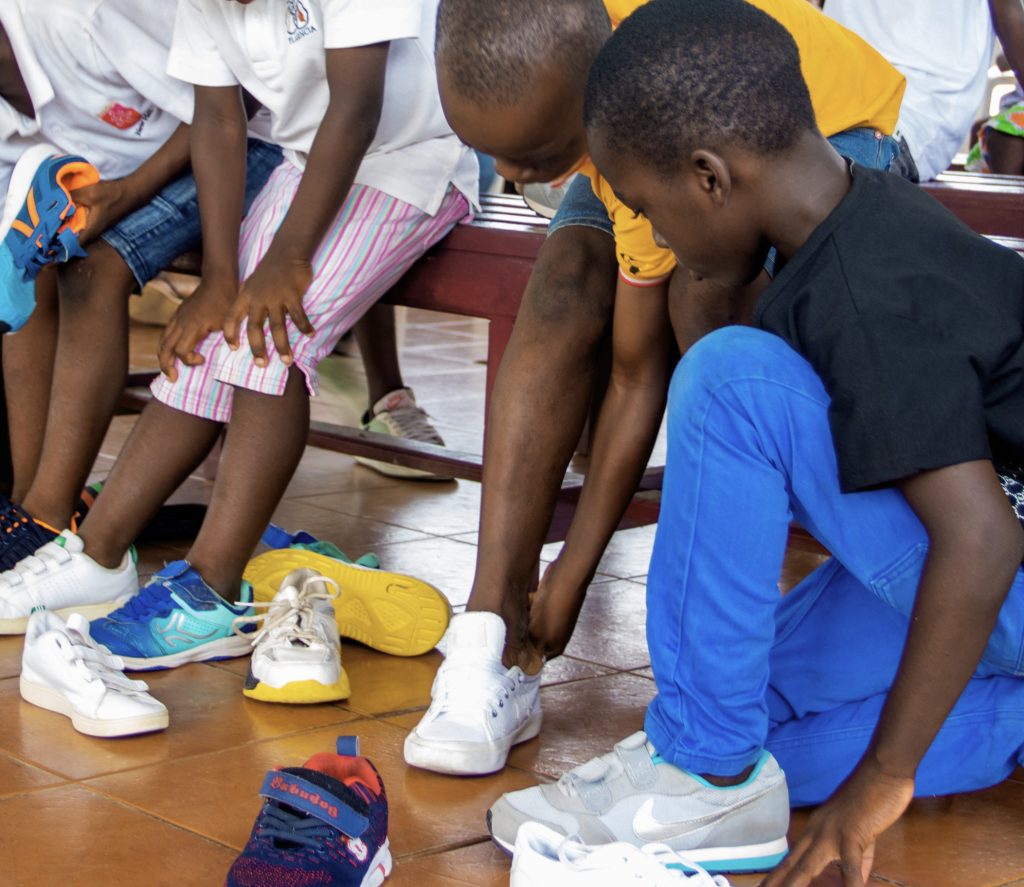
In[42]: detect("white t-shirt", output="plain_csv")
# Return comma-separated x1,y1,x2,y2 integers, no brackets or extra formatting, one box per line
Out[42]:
167,0,478,215
825,0,995,181
0,0,194,197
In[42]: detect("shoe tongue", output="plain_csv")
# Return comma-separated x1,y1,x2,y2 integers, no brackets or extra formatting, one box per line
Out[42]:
65,612,92,641
445,611,506,664
372,388,415,415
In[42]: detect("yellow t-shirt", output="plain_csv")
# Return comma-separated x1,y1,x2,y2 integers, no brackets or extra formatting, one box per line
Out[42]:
589,0,907,284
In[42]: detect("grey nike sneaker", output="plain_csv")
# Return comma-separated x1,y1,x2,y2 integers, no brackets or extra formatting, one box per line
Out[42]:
487,731,789,874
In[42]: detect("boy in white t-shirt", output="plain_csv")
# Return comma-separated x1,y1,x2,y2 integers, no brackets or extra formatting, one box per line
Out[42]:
823,0,1024,181
0,0,282,571
0,0,477,664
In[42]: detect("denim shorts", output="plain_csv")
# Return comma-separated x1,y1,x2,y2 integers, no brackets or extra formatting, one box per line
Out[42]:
101,138,283,287
547,172,612,238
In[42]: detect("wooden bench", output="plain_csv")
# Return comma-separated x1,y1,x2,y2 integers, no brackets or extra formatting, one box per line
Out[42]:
921,170,1024,239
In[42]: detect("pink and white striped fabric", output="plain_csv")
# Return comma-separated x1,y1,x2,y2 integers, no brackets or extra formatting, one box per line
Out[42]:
151,159,470,422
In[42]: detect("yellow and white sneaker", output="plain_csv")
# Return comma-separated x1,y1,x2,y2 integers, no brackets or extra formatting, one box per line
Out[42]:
235,569,350,704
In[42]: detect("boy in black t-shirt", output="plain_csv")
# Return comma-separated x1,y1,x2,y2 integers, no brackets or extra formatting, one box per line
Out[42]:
483,0,1024,882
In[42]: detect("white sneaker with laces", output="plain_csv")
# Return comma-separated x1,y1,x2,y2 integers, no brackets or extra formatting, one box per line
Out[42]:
0,530,138,634
355,387,453,481
234,568,350,703
20,610,168,737
404,611,542,775
511,822,734,887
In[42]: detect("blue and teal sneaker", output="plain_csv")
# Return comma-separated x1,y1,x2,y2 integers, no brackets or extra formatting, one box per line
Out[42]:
90,561,254,671
244,524,451,657
226,736,392,887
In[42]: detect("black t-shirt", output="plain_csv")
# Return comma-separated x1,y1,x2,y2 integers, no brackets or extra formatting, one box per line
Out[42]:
754,165,1024,519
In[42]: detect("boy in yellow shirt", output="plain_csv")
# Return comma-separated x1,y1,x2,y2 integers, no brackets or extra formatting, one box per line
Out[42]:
404,0,909,782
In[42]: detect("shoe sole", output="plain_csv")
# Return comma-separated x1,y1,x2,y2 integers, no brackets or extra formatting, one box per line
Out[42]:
0,598,127,636
1,143,60,239
243,671,352,704
361,839,393,887
19,676,168,737
404,709,543,775
489,818,788,873
119,634,254,672
244,550,452,657
354,454,454,482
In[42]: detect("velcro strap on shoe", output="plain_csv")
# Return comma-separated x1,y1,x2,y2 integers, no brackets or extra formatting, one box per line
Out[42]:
564,771,612,812
261,523,318,549
336,735,360,757
260,771,369,838
53,225,87,264
616,741,658,790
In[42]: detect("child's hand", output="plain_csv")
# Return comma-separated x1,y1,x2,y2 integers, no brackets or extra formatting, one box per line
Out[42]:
527,560,588,660
158,278,238,383
223,254,315,367
70,180,133,246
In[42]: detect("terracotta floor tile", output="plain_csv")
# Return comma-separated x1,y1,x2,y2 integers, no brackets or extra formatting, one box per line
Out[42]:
0,636,22,680
268,497,432,552
505,672,656,780
561,579,651,671
389,840,510,887
543,524,657,580
310,482,482,537
0,750,65,797
362,536,483,610
89,719,537,858
0,667,357,780
0,784,236,886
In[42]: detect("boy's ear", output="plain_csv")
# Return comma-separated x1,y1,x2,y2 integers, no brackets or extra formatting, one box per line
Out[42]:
689,149,731,207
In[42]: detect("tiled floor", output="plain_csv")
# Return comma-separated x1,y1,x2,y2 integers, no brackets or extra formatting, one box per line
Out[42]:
1,310,1023,886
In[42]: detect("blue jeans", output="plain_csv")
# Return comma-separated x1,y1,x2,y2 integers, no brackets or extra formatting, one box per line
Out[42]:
101,138,283,286
646,327,1024,804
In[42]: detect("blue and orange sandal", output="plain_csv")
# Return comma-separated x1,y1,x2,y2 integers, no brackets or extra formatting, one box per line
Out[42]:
2,143,99,282
226,736,392,887
243,525,451,657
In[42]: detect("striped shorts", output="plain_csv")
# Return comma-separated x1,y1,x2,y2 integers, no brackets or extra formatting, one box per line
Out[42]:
150,160,470,422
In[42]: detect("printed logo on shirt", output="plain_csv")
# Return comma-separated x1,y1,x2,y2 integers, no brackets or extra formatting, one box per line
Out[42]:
100,102,142,130
286,0,317,43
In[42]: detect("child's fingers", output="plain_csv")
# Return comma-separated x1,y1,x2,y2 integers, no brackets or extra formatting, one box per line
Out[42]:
288,300,315,336
224,300,247,349
247,309,269,367
269,309,294,364
158,325,181,382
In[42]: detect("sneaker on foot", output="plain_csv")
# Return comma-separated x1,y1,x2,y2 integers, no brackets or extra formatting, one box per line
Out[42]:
511,822,734,887
20,610,168,737
244,524,450,657
89,560,254,671
0,498,61,573
355,388,453,481
236,568,351,704
227,735,392,887
0,530,138,635
488,732,789,874
404,611,542,775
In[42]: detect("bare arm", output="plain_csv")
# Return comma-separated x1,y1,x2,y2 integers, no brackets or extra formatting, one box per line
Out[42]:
990,0,1024,88
223,44,387,364
764,460,1024,887
529,273,676,656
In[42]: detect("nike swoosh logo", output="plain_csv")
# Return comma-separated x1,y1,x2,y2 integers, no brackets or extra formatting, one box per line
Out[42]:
632,791,769,843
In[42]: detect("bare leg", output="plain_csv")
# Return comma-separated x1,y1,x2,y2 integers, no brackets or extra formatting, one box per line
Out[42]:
80,402,223,566
21,244,136,528
984,129,1024,176
4,269,58,501
667,270,769,355
354,303,405,407
466,226,617,664
184,367,310,597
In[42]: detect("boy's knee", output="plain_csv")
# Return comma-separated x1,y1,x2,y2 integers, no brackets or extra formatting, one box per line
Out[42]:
56,241,135,305
523,226,617,333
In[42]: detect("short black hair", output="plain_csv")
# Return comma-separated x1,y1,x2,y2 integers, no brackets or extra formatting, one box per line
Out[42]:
436,0,611,106
584,0,817,172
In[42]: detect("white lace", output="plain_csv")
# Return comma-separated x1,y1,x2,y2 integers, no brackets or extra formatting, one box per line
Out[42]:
0,539,73,588
56,632,152,697
558,835,733,886
432,660,527,719
231,573,339,647
374,402,443,444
